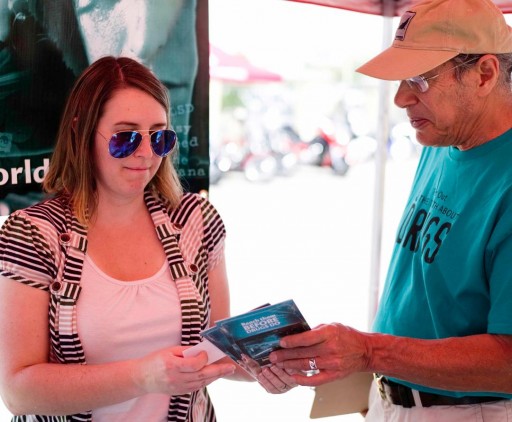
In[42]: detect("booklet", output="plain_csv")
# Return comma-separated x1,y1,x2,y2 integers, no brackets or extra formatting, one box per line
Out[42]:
184,299,310,371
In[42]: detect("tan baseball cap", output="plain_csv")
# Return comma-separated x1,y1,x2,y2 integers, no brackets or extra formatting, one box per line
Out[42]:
356,0,512,80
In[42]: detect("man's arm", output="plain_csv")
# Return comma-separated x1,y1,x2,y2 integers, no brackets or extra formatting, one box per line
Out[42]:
269,323,512,393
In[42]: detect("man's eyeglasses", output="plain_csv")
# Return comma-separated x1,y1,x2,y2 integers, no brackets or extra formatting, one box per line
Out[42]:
98,129,177,159
403,58,479,93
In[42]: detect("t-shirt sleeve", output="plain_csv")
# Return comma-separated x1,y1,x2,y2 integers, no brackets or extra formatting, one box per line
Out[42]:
486,190,512,335
0,210,58,291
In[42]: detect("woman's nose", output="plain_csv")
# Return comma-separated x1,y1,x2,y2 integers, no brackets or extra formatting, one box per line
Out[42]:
135,133,155,157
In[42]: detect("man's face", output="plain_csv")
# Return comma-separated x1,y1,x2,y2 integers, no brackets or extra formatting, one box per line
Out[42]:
394,61,479,150
73,0,184,62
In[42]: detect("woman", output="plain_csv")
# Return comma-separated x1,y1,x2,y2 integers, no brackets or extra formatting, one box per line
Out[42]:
0,56,295,421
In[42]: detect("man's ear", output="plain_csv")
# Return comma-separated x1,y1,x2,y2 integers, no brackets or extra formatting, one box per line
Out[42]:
475,54,500,96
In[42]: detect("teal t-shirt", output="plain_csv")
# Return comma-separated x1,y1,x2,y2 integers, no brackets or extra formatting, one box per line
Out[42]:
374,129,512,398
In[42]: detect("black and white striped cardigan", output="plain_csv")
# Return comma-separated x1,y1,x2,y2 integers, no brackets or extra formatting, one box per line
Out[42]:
0,190,226,422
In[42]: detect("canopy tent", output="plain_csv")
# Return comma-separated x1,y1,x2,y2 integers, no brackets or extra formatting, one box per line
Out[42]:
288,0,512,327
210,44,282,83
290,0,512,15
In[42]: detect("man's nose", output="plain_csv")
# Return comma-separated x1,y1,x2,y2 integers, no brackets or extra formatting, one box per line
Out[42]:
394,81,418,109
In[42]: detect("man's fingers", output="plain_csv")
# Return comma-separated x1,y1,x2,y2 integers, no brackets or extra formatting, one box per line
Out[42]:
291,370,337,387
269,346,319,365
280,328,327,348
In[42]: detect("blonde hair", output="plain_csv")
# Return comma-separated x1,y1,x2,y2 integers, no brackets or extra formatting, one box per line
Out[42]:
43,56,183,224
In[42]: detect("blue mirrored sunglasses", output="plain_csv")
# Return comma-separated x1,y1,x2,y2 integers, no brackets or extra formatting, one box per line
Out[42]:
99,129,177,159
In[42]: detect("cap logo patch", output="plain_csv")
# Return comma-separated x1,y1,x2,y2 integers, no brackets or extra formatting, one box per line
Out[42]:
395,11,416,41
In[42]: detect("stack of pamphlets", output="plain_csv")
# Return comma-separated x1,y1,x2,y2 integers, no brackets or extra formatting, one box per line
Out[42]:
184,299,310,371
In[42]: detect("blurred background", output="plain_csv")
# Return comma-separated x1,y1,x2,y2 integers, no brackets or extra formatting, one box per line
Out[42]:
208,0,418,188
206,1,417,421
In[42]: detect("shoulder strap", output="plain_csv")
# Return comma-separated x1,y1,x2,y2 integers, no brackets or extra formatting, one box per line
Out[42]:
46,198,92,421
145,191,216,422
48,199,87,354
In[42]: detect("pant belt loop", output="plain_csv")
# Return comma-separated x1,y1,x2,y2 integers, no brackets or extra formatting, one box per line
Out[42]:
411,389,423,407
374,374,387,400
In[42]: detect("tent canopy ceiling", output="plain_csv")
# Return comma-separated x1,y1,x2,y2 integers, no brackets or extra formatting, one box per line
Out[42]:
289,0,512,16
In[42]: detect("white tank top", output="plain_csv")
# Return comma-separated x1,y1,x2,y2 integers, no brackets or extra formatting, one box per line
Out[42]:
77,255,182,421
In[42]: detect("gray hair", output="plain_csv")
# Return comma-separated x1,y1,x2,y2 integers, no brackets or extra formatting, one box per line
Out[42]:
452,53,512,89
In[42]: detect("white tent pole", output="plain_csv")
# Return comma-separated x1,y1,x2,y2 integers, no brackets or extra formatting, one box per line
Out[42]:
367,3,394,330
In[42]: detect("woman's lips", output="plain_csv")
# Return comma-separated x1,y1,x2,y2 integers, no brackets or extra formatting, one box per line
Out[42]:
125,166,150,172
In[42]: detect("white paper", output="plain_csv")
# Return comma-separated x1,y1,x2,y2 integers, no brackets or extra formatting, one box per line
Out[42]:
182,339,226,364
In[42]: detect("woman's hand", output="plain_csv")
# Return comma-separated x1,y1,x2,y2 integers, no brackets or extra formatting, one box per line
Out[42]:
236,354,297,393
256,365,299,394
136,347,236,396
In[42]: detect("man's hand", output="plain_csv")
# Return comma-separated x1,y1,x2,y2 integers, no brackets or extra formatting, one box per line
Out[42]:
269,323,370,386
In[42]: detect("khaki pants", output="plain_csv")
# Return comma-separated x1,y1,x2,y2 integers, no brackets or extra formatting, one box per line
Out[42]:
365,380,512,422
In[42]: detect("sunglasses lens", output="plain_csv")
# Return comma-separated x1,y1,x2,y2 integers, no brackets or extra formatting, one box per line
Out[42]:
109,131,142,158
150,129,177,157
108,130,177,158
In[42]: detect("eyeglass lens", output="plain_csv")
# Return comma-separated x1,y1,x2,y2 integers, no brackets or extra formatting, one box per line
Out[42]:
405,76,428,93
109,130,177,158
403,58,479,94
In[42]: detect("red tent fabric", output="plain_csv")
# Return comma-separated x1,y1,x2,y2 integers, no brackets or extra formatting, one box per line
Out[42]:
210,44,282,83
290,0,512,15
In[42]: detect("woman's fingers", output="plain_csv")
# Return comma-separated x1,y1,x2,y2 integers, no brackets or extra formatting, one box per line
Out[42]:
257,365,298,394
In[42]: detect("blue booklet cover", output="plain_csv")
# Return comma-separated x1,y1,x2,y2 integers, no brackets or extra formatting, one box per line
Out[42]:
201,299,310,371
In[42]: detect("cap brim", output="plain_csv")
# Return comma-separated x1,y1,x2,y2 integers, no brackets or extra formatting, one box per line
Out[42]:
355,46,458,80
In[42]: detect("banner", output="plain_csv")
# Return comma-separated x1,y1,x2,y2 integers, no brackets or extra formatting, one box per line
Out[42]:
0,0,210,215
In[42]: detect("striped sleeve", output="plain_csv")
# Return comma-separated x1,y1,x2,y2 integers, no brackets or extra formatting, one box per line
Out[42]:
199,196,226,269
0,210,58,291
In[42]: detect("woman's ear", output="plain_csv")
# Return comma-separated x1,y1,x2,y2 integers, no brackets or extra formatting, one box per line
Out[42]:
72,117,78,132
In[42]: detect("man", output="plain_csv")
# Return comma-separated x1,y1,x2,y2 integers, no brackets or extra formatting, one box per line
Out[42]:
269,0,512,420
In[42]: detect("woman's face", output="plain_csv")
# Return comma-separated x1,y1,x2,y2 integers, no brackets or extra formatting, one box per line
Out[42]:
93,87,167,201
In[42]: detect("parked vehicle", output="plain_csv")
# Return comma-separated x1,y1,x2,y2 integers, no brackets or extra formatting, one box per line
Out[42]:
301,117,350,176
